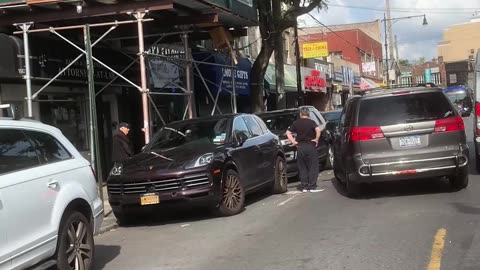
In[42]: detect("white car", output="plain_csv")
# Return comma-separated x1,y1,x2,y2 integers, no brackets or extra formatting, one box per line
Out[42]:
0,118,103,270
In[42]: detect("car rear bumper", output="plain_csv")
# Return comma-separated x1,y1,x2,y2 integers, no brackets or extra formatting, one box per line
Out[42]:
350,149,469,183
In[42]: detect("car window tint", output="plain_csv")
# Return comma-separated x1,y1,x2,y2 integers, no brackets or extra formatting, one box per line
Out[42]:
233,117,252,139
0,129,40,175
244,116,264,137
253,116,269,134
260,113,297,132
359,92,454,126
26,131,72,163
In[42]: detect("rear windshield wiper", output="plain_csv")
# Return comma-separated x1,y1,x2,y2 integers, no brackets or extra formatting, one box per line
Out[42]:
405,116,439,123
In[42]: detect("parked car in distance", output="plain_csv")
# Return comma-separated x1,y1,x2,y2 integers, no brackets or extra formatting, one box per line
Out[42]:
321,110,342,132
257,106,332,176
107,114,287,223
443,85,473,117
333,87,469,197
0,114,103,270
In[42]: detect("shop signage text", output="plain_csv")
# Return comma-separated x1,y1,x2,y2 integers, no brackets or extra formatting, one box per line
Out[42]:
304,70,327,92
302,42,329,59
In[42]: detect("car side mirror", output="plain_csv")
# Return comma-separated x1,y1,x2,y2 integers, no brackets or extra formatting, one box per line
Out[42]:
235,132,249,147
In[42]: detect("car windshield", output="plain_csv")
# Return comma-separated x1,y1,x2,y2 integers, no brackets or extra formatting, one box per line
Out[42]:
145,118,229,151
359,92,454,126
321,111,342,122
260,113,298,132
446,92,467,104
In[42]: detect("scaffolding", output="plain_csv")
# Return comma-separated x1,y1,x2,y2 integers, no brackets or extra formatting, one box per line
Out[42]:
14,13,240,204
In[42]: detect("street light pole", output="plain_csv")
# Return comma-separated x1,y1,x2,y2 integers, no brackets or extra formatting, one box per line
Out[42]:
381,14,427,88
384,13,389,87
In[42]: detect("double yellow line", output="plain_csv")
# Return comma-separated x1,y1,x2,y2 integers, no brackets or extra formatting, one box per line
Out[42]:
427,228,447,270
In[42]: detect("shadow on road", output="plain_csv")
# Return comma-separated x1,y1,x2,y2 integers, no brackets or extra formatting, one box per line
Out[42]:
116,188,273,228
94,245,121,270
331,176,458,200
468,141,478,176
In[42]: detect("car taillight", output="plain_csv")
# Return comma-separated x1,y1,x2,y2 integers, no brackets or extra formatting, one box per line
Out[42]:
350,127,385,141
476,102,480,135
434,116,464,133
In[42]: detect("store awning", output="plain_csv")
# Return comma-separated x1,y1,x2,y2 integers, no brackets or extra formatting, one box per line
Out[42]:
264,64,297,93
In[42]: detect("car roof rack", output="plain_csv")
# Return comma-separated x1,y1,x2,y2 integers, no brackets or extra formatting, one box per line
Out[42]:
0,104,21,120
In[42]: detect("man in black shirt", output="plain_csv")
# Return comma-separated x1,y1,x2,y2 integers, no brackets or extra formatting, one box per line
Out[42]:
287,107,322,192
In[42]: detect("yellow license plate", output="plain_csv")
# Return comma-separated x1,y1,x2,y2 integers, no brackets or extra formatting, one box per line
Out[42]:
140,193,159,206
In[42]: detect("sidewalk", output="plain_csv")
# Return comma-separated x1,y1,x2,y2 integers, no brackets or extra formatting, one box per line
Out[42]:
98,186,119,235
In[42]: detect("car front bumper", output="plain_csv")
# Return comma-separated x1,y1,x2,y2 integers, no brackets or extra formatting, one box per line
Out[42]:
107,171,222,212
349,148,469,183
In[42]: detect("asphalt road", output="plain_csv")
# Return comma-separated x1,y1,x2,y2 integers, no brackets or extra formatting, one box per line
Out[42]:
94,116,480,270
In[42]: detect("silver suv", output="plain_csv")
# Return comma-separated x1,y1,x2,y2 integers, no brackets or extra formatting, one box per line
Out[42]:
0,118,103,270
333,87,469,197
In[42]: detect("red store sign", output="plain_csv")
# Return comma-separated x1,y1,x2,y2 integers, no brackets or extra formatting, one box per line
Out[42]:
304,69,327,92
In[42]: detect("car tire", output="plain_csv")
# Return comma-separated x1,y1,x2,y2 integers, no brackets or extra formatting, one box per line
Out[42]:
56,211,94,270
216,169,245,216
272,157,288,194
345,174,359,198
450,170,469,190
323,144,334,170
112,208,133,226
476,157,480,174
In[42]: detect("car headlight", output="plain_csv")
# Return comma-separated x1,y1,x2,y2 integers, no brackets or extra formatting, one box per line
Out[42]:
110,163,123,176
280,139,291,146
187,153,214,169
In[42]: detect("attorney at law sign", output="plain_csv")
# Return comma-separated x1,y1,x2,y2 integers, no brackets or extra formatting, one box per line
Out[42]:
302,42,329,59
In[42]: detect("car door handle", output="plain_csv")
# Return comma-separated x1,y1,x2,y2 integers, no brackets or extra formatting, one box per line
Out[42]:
47,181,59,189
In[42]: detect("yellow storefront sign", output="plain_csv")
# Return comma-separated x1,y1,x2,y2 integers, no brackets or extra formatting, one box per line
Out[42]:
302,42,329,58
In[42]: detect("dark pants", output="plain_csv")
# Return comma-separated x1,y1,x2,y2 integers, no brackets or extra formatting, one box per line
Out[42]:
297,142,319,189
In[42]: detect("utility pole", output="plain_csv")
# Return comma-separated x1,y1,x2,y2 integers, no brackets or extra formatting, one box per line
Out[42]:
384,13,389,87
386,0,394,60
294,21,304,106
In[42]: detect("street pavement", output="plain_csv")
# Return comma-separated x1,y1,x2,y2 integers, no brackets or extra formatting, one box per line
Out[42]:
93,116,480,270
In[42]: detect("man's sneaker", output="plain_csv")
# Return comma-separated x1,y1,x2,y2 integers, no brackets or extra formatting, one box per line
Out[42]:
302,189,309,193
309,188,325,193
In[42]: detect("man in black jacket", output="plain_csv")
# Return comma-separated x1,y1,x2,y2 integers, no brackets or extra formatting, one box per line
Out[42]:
112,122,132,163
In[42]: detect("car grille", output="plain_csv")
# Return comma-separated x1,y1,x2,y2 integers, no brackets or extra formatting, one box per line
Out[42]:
108,173,210,195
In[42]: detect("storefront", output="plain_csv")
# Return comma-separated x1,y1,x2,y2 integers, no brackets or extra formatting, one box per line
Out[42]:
0,33,134,173
193,52,252,116
304,59,334,111
264,63,298,110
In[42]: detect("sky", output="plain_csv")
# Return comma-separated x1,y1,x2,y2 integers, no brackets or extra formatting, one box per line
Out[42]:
298,0,480,61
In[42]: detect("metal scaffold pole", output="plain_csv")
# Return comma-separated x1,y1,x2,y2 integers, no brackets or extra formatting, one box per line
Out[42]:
84,25,104,202
16,22,33,118
183,33,193,119
135,11,151,144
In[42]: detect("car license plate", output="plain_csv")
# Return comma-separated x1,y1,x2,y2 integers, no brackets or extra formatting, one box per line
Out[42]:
140,193,159,206
399,136,421,147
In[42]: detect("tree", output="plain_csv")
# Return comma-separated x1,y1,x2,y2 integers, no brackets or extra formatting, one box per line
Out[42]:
398,59,411,67
250,0,327,112
418,57,426,65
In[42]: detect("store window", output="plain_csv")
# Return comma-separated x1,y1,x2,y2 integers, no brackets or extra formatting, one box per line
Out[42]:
39,94,88,152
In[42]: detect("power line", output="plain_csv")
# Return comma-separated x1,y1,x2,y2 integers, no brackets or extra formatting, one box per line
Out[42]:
306,13,371,56
328,3,478,14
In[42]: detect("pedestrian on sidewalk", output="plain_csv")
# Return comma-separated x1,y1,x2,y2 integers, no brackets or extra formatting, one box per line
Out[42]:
112,122,133,164
286,107,322,193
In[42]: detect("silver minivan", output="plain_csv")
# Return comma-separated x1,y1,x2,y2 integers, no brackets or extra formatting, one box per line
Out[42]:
333,87,469,197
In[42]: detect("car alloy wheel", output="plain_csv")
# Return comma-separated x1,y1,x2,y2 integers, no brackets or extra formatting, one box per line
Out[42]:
57,211,94,270
223,174,243,210
272,157,288,194
328,145,334,168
